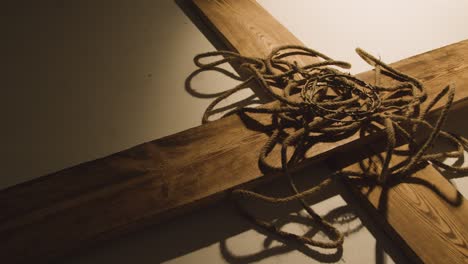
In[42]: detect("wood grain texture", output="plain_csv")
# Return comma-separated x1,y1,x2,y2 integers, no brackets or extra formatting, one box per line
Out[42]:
334,142,468,264
1,0,468,263
357,165,468,264
192,0,307,58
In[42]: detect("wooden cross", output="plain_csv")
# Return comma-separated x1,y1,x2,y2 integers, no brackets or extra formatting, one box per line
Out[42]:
2,0,468,263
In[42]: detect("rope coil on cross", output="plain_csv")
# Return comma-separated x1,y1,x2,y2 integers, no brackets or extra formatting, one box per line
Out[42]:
188,45,468,249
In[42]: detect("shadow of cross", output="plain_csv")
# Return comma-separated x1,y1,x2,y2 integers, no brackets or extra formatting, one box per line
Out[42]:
1,0,468,263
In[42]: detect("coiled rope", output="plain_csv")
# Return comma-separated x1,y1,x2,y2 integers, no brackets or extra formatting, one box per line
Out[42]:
189,45,468,249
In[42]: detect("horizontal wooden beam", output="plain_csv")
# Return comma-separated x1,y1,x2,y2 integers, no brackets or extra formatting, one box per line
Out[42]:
1,0,468,262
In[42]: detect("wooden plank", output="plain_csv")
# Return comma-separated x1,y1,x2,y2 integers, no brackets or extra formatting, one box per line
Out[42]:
186,0,320,97
1,0,468,262
361,166,468,264
332,142,468,264
190,0,308,58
